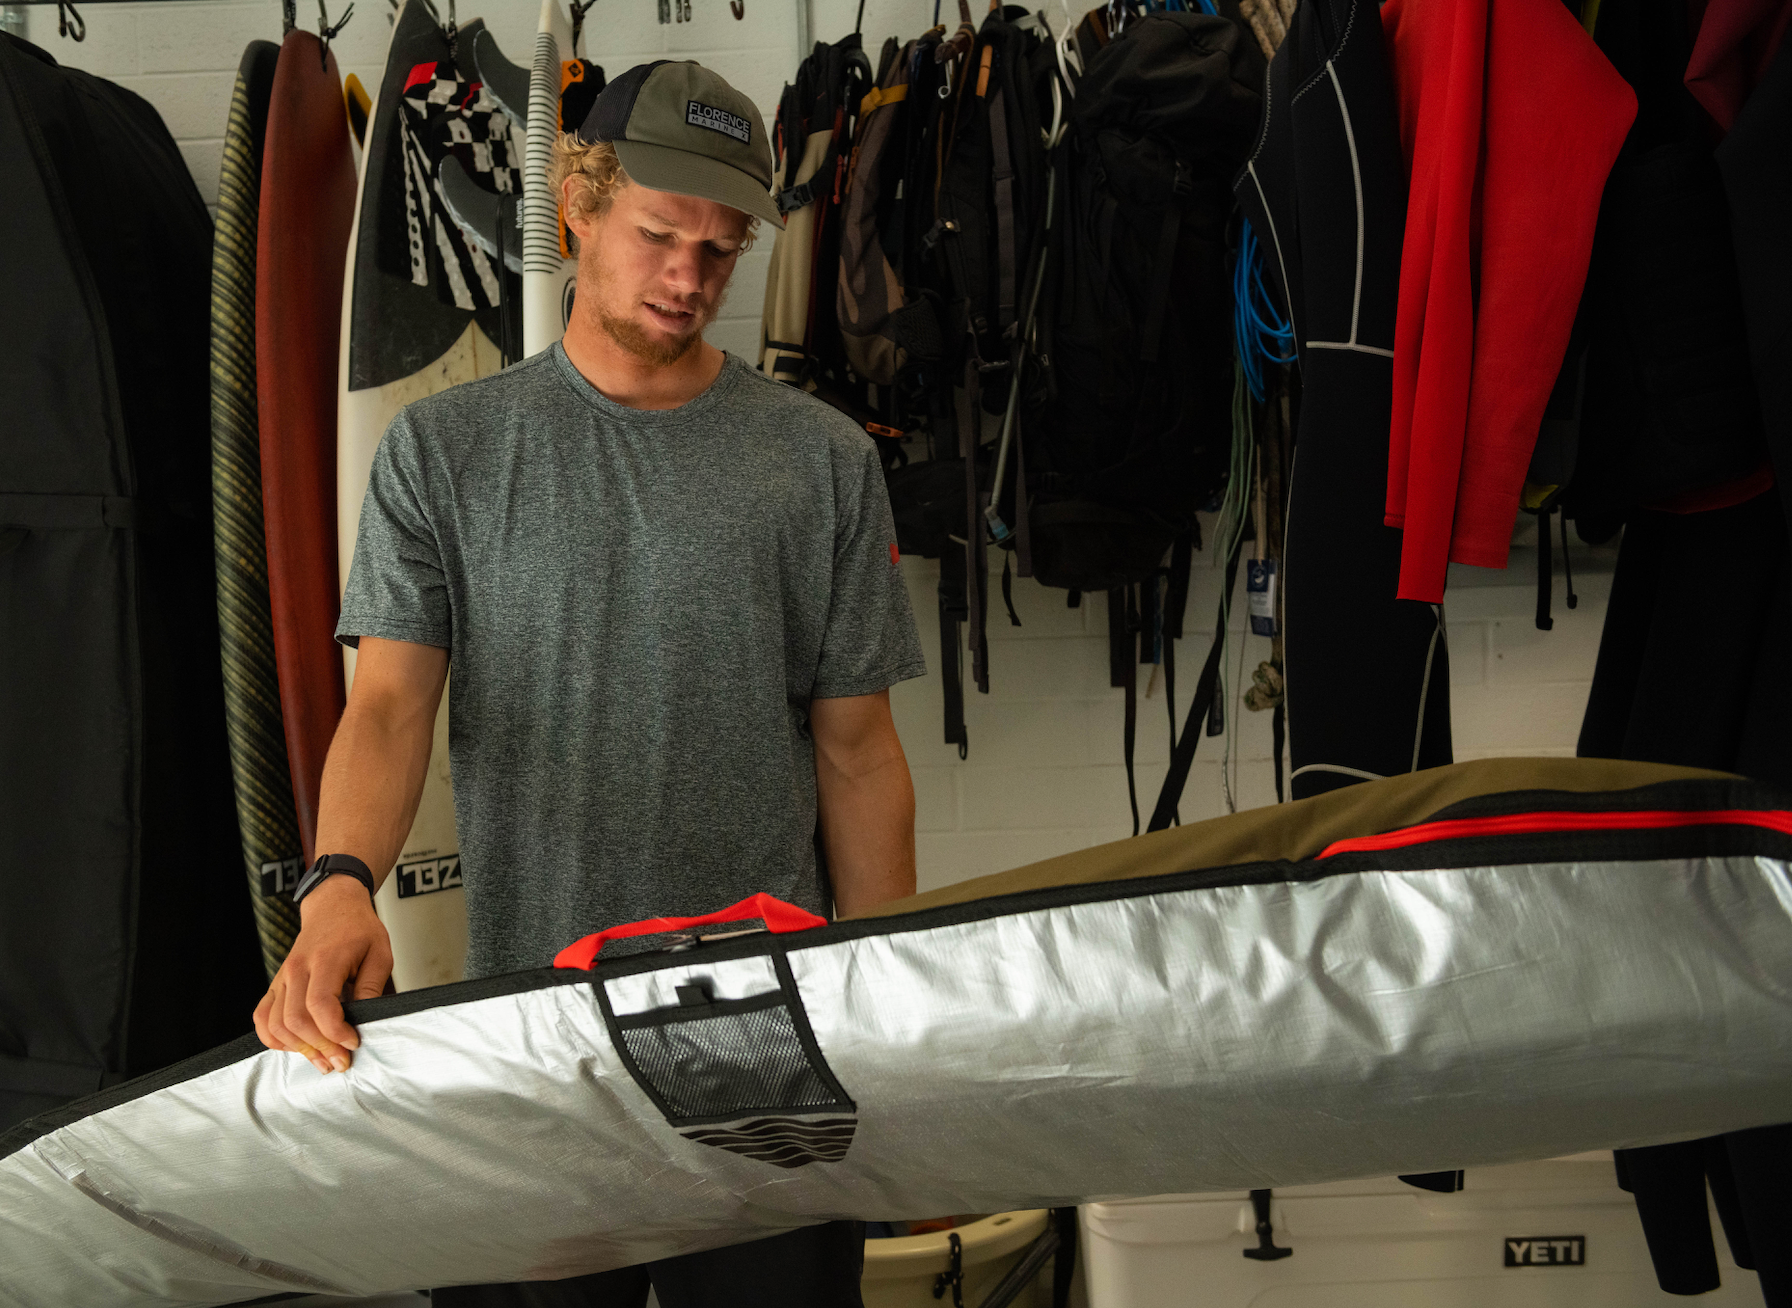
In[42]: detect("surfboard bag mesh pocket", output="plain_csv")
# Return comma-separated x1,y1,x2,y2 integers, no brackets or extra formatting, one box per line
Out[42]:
607,993,852,1124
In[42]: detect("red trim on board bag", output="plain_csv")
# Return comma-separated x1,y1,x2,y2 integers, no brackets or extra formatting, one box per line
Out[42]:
1318,808,1792,860
553,893,827,970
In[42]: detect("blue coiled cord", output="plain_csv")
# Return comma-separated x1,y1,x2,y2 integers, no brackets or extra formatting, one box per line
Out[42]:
1233,217,1296,403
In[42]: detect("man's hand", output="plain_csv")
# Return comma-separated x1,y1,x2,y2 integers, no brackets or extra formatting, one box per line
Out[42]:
251,636,447,1071
254,875,394,1073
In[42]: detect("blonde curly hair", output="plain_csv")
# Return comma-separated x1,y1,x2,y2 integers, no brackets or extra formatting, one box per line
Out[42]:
548,133,759,253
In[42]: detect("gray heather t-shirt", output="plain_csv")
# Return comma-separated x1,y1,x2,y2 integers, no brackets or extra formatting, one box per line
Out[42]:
336,346,926,979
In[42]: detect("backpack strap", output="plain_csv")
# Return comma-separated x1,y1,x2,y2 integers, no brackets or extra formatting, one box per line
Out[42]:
1160,535,1193,822
986,69,1018,332
938,542,970,758
1147,531,1244,832
1013,404,1033,577
1272,697,1286,803
1116,585,1149,836
1162,594,1179,822
1164,533,1193,637
958,352,989,694
859,82,909,116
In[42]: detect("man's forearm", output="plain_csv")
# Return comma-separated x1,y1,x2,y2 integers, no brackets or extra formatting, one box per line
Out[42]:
313,639,448,888
817,747,917,918
313,702,435,889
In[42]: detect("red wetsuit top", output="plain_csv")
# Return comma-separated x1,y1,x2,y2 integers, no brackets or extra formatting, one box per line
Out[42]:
1381,0,1635,603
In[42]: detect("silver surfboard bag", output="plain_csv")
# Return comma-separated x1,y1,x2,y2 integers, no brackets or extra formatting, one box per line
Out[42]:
2,758,1789,1305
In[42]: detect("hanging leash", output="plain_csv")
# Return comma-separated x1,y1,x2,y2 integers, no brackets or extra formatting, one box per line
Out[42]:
318,0,354,70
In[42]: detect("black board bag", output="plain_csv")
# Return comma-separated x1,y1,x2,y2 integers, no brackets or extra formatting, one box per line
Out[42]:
0,34,264,1135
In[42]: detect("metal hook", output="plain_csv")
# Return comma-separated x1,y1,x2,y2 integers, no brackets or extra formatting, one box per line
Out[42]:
57,0,85,41
570,0,596,50
317,0,354,69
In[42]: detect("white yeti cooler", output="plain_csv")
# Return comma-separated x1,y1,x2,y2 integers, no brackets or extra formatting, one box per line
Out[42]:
1079,1155,1766,1307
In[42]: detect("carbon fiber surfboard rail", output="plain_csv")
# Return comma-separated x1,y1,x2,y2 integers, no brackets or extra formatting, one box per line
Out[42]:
210,39,304,979
1,761,1788,1305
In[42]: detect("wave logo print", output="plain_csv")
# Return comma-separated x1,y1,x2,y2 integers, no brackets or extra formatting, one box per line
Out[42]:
680,1115,857,1169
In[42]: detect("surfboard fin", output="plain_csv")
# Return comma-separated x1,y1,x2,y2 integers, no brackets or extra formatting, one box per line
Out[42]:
343,72,371,146
438,154,525,274
473,29,530,124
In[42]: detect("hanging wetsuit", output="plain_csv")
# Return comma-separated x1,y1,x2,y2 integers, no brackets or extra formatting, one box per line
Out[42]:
1575,6,1792,1304
1685,0,1792,129
1717,18,1792,568
1234,0,1452,800
1380,0,1635,605
1568,0,1771,539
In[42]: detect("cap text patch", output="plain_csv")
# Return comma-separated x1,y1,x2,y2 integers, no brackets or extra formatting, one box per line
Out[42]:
686,100,751,144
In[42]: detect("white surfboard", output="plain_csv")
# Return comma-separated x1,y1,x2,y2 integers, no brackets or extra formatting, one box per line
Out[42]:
523,0,579,358
336,0,505,990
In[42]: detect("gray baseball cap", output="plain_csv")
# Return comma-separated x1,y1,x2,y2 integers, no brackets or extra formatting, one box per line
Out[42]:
575,60,784,229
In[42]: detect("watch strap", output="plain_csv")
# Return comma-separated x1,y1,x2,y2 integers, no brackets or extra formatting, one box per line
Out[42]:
295,853,377,905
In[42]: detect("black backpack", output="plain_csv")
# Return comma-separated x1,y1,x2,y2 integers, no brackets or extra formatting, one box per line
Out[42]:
931,5,1056,407
763,34,872,390
1022,11,1264,592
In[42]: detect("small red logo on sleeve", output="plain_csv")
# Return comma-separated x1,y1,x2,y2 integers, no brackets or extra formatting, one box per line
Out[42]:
888,543,900,566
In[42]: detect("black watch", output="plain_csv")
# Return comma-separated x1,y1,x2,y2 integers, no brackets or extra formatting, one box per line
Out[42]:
293,853,377,905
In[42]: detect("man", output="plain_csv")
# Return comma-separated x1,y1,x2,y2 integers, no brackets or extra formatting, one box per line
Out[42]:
252,61,926,1307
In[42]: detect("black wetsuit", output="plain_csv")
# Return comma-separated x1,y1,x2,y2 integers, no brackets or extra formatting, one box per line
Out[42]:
1575,5,1792,1303
1234,0,1452,801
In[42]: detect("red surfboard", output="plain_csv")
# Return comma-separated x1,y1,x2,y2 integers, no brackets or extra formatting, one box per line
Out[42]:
257,28,357,863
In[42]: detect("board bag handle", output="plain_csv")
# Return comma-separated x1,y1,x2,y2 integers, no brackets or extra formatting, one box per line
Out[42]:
553,893,827,970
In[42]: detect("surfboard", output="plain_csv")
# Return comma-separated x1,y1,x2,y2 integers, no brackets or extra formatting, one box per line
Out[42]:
257,28,357,870
337,0,511,990
212,38,305,979
523,0,578,358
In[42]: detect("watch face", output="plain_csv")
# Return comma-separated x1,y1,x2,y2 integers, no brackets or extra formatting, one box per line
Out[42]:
293,860,330,903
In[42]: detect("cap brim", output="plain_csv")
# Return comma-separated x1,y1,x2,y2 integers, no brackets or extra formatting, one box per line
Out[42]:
613,138,785,230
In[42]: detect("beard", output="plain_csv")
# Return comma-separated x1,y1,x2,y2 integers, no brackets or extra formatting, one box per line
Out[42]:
597,306,699,366
589,254,730,367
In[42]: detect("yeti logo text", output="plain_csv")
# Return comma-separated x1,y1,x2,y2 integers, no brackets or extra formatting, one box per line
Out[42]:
1504,1237,1586,1267
685,100,750,144
395,855,463,899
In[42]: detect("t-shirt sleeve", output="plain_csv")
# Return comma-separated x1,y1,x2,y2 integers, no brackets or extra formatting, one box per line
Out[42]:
335,411,452,650
809,433,928,700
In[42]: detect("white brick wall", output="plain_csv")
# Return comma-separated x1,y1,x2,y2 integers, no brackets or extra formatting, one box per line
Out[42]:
21,0,1617,891
895,537,1615,892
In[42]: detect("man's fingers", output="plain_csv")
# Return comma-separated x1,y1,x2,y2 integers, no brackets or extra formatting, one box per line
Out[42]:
348,941,395,1014
262,974,330,1073
282,970,347,1072
304,967,358,1069
253,983,275,1049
